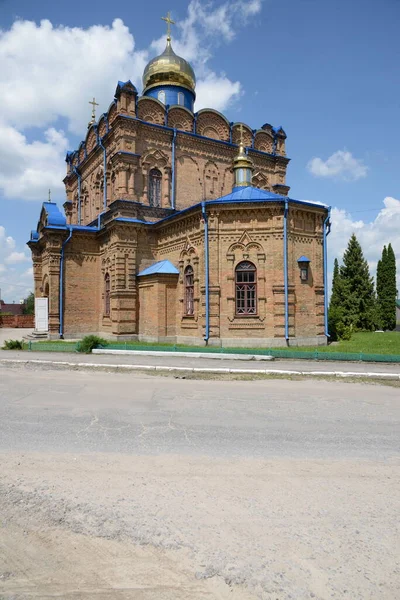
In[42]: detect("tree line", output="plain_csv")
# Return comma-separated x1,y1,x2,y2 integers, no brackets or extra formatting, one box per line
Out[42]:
329,234,397,340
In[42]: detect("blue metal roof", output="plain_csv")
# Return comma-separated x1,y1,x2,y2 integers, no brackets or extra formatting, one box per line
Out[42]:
138,260,179,277
211,186,286,203
297,255,311,263
42,202,67,227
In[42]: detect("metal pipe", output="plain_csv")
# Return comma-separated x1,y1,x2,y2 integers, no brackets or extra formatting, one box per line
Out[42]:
72,166,81,225
323,207,332,339
99,137,107,209
59,226,73,338
171,129,177,209
283,198,289,342
201,201,210,343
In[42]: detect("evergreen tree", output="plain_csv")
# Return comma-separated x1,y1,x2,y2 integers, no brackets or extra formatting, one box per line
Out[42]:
338,233,377,331
328,258,344,340
386,243,397,330
376,246,387,329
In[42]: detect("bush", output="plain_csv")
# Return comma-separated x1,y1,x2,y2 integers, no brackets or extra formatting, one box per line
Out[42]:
336,322,353,341
2,339,24,350
77,335,108,354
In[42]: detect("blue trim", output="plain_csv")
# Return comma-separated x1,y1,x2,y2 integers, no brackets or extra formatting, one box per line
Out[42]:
284,199,289,342
144,85,195,112
99,137,107,209
201,201,210,343
72,167,81,225
297,255,311,263
42,202,67,227
59,227,73,338
138,260,179,277
323,208,331,339
171,129,177,209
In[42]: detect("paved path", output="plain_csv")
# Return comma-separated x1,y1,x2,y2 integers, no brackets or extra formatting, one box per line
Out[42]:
1,348,399,375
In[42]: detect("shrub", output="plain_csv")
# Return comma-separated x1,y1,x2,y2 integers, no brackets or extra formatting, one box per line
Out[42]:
77,335,108,354
336,322,352,341
2,339,24,350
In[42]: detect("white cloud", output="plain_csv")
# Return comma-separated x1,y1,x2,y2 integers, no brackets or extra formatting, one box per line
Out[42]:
0,123,68,200
4,251,30,265
0,225,33,302
329,197,400,292
0,18,147,135
308,150,368,181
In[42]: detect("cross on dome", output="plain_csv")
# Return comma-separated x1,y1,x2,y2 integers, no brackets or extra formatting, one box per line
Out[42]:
88,97,99,126
161,11,175,41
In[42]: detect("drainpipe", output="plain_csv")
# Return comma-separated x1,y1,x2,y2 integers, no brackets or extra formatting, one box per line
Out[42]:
98,137,107,209
72,167,81,225
283,199,289,343
229,122,233,144
201,201,210,344
59,226,73,338
323,207,332,339
194,112,198,134
171,128,177,209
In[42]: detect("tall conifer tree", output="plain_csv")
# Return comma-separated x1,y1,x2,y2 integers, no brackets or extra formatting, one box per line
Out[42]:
328,258,343,340
339,234,376,330
386,243,397,330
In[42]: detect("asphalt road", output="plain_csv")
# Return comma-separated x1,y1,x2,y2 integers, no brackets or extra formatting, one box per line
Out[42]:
0,367,399,459
1,367,399,599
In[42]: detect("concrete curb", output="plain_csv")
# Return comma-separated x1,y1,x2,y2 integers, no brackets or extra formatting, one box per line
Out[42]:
92,349,275,361
1,358,399,380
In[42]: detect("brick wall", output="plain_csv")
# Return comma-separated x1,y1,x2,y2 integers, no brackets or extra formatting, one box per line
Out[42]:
0,314,34,328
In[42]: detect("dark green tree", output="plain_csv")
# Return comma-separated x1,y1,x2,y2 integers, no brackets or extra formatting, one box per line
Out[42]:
338,234,377,331
23,292,35,315
376,244,397,330
328,258,344,341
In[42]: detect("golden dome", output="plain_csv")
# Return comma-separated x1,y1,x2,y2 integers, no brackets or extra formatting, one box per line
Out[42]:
142,39,196,94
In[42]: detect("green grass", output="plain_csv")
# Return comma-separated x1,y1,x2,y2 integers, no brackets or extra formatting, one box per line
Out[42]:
19,330,400,359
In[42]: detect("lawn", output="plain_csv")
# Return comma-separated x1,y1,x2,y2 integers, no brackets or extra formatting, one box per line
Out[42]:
22,331,400,357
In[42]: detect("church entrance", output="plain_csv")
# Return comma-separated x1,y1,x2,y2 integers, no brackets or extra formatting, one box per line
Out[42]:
34,297,48,332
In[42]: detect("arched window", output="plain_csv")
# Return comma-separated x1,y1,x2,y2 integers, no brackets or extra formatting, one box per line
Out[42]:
149,168,162,207
178,92,184,106
235,261,257,315
158,90,166,104
104,273,110,316
184,265,194,316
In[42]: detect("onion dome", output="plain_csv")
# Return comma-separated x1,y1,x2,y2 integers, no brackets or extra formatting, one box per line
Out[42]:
142,38,196,94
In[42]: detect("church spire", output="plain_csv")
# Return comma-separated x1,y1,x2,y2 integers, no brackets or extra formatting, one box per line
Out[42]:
232,125,253,189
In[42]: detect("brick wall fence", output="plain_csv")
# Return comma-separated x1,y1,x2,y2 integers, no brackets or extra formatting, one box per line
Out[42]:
0,314,34,328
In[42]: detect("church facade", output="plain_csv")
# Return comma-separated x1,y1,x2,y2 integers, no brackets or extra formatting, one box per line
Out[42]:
28,21,331,347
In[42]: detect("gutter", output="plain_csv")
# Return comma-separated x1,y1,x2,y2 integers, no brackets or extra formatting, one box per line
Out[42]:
72,167,81,225
201,201,210,343
98,137,107,209
283,198,289,342
171,129,177,209
59,226,73,338
323,208,332,339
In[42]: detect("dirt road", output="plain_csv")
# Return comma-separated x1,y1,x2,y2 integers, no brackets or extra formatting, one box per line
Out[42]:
0,366,399,599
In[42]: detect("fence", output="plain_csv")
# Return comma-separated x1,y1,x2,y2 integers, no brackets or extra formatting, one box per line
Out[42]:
0,314,34,328
25,341,400,363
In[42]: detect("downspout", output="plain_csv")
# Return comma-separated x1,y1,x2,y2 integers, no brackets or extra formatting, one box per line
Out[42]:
201,201,210,343
229,122,233,144
99,137,107,209
72,167,81,225
323,207,332,339
283,199,289,343
194,112,198,134
171,128,177,209
59,226,73,338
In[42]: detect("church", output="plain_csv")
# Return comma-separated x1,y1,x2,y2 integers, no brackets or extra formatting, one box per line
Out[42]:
28,15,331,347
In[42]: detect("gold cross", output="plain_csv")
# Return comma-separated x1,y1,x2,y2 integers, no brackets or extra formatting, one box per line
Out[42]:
239,124,244,147
88,97,99,123
161,11,175,41
48,189,51,202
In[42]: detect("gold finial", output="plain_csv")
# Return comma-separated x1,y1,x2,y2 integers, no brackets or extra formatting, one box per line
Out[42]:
239,123,245,147
161,11,175,41
88,97,99,126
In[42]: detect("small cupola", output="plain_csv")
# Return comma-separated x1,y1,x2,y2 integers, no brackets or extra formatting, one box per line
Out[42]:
232,125,254,189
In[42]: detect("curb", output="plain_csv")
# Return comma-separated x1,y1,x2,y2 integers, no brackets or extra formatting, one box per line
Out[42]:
1,359,399,380
92,349,274,361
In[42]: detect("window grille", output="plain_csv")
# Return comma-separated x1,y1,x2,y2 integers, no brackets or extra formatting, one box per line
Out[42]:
235,261,257,315
184,265,194,316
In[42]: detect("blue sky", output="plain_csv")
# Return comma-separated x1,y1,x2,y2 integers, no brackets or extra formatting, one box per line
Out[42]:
0,0,399,301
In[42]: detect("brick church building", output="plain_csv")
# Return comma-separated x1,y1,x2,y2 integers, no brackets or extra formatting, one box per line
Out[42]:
28,17,331,346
